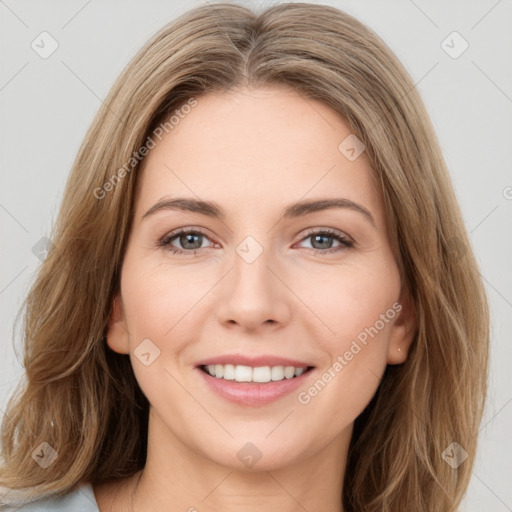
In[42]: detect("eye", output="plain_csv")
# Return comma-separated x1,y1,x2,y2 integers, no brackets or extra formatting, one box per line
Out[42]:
158,227,354,256
158,229,214,255
296,228,354,254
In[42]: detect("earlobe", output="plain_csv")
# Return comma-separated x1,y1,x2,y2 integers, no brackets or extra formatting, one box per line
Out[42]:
386,291,416,365
105,294,130,355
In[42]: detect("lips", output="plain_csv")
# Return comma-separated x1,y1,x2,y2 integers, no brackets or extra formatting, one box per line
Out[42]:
194,353,316,406
195,364,315,406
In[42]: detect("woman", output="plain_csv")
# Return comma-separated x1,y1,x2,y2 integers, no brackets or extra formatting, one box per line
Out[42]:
0,2,489,511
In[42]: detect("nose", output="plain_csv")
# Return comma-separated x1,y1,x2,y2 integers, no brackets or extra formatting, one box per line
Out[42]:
215,244,292,332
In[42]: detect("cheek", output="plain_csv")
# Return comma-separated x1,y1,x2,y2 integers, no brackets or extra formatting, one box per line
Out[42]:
292,261,400,422
119,256,220,400
121,254,206,338
297,258,400,346
119,262,199,407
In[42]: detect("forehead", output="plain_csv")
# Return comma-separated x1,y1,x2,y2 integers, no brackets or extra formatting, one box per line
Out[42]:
135,85,383,224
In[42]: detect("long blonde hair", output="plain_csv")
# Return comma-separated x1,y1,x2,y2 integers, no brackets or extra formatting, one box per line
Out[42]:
0,3,489,511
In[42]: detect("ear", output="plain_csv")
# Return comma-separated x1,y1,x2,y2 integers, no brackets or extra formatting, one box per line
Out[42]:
386,288,416,365
105,294,130,355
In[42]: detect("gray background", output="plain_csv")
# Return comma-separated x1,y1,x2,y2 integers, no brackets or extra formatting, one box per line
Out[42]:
1,0,511,510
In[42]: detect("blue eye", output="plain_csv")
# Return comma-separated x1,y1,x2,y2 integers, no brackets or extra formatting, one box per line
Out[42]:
297,228,354,254
159,229,212,255
158,228,354,256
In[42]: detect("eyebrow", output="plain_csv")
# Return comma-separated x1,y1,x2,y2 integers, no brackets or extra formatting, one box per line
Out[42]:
142,197,375,227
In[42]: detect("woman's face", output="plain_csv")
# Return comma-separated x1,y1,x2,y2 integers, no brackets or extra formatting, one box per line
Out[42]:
107,85,413,471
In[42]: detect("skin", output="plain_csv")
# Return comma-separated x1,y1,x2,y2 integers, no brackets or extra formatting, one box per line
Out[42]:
94,85,415,512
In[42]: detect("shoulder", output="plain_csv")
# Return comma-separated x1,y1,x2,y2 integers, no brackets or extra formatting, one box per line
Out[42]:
0,482,100,511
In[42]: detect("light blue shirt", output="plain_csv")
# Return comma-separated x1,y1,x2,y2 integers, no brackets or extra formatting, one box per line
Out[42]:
1,482,100,511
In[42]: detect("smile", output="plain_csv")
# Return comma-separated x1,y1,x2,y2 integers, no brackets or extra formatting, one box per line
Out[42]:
196,364,316,407
200,364,312,383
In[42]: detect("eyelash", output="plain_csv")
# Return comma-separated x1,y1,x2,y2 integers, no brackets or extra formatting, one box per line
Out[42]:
157,227,354,256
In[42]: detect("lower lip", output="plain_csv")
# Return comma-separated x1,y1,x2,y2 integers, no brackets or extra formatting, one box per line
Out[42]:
195,366,315,407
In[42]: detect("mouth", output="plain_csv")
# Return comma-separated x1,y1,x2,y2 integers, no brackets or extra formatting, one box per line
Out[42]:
198,363,315,383
195,363,316,406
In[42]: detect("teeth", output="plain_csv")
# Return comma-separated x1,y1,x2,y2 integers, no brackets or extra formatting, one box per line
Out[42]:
223,364,235,380
235,365,252,382
203,364,308,383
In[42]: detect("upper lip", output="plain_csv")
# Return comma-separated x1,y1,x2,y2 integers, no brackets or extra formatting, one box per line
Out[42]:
195,354,314,369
